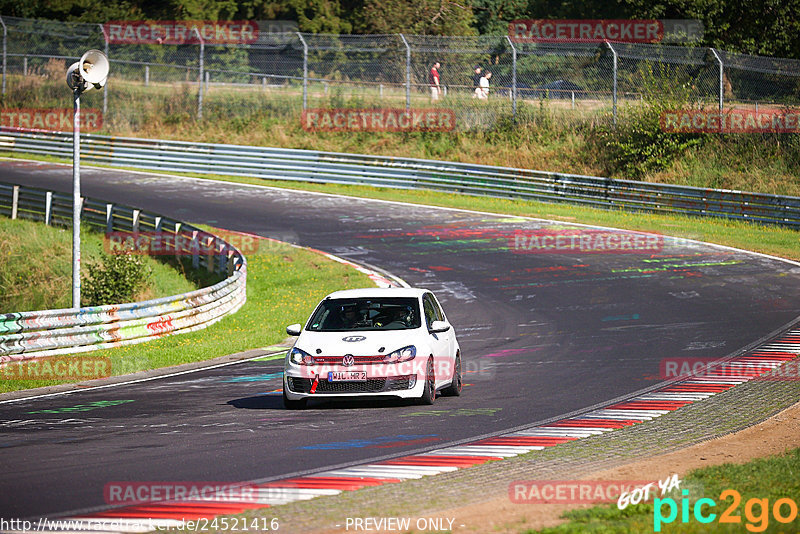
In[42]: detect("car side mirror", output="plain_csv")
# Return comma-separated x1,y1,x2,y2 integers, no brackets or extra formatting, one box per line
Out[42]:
286,323,302,336
430,320,450,333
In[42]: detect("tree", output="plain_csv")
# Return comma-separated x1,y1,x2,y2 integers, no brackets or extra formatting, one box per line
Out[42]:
360,0,476,35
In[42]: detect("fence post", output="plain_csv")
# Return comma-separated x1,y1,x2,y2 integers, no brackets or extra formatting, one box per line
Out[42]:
194,28,204,120
98,23,109,118
296,32,308,109
0,16,6,96
709,47,724,112
399,34,411,110
145,65,149,86
605,41,618,127
505,36,517,120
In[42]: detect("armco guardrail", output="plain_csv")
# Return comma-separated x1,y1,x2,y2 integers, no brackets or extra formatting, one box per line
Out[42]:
1,129,799,227
0,183,246,362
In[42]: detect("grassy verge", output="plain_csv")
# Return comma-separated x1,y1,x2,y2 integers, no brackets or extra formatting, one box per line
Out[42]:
0,235,374,393
0,216,198,312
531,447,800,533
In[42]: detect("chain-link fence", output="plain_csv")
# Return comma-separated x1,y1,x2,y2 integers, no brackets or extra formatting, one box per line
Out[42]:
1,15,799,133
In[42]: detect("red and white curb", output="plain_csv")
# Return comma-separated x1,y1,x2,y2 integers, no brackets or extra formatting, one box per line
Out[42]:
38,331,800,531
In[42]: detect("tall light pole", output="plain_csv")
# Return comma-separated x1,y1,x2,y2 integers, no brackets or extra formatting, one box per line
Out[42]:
66,50,109,309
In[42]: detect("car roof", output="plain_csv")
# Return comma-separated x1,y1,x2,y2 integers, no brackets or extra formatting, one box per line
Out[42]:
323,287,429,300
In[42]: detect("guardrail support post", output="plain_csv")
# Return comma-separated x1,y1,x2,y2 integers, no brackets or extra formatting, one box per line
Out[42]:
173,223,182,258
605,41,618,128
154,216,162,232
506,36,517,120
105,203,113,233
45,191,52,225
192,230,200,269
217,240,226,274
11,185,18,219
296,32,308,110
399,34,411,110
132,209,140,233
709,47,724,112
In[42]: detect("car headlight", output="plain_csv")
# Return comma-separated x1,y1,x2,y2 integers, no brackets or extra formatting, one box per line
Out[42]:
289,347,315,365
383,345,416,363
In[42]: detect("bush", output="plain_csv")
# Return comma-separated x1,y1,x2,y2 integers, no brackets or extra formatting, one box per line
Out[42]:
590,65,708,179
82,248,152,307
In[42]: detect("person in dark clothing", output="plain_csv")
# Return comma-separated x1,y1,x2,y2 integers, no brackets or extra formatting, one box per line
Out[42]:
472,65,482,92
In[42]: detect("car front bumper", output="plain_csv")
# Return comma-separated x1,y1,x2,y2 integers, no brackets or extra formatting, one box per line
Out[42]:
283,362,426,400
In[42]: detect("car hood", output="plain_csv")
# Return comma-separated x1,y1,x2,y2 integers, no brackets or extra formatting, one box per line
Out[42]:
295,329,422,356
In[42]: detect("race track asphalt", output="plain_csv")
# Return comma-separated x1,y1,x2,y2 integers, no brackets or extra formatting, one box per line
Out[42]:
2,160,799,519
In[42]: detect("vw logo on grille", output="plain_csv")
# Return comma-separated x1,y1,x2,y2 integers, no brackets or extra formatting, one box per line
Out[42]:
342,354,355,367
342,336,366,342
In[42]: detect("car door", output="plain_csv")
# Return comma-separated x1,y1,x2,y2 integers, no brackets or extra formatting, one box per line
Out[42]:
423,293,452,387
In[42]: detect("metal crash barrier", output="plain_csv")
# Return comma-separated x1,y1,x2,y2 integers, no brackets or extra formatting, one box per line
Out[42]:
0,183,246,362
1,130,798,227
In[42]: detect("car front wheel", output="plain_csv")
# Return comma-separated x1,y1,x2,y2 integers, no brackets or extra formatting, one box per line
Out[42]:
441,353,462,397
283,387,307,410
418,358,436,405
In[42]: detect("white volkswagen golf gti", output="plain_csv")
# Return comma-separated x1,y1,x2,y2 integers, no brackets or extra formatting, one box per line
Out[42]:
283,287,462,409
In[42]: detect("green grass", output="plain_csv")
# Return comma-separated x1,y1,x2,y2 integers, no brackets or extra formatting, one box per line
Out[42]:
529,447,800,533
0,235,374,393
0,216,198,312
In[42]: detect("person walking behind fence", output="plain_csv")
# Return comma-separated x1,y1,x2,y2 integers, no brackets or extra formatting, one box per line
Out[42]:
474,71,491,100
472,66,482,93
430,61,441,101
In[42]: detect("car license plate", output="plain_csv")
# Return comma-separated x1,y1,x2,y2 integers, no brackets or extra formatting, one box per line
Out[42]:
328,371,367,382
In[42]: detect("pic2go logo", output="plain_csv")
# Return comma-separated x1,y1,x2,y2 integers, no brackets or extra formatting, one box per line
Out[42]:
654,489,799,532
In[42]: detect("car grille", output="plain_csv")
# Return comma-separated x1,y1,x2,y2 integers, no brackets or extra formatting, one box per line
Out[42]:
287,375,411,394
312,355,385,365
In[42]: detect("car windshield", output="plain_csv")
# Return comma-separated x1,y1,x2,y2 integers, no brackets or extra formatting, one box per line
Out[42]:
306,297,421,331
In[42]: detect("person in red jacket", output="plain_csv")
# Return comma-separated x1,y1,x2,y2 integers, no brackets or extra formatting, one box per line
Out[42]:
429,61,441,101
